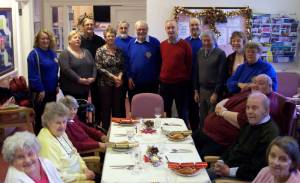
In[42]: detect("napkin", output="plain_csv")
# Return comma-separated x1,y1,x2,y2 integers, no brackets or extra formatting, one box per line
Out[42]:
168,162,208,170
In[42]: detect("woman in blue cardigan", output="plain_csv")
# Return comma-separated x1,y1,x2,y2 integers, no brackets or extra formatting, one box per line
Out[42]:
27,29,59,134
226,42,277,94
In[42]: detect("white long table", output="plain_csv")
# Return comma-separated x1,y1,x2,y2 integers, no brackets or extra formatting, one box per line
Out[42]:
101,118,211,183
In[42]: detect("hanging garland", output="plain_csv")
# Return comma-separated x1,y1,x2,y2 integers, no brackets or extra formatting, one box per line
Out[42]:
173,6,252,38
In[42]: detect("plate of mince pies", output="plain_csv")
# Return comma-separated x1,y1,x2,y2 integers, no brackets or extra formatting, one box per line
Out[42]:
166,130,192,141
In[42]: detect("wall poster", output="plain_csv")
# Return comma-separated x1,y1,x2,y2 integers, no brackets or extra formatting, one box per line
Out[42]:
0,8,14,76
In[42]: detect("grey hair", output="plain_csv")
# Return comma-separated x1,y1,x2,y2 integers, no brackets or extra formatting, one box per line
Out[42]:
200,30,217,44
248,91,270,111
2,131,40,164
41,102,70,128
59,95,79,109
135,20,148,30
118,20,129,28
255,74,273,87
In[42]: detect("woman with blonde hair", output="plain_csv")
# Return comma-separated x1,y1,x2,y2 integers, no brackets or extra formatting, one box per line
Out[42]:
58,30,96,100
27,29,59,134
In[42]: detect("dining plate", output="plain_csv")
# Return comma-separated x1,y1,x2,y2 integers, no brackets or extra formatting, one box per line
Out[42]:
172,167,201,177
167,136,188,142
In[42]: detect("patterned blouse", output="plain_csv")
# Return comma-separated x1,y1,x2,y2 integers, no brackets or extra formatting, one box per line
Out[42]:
95,46,124,86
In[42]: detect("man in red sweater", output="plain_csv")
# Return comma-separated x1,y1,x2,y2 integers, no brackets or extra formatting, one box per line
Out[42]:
160,19,192,124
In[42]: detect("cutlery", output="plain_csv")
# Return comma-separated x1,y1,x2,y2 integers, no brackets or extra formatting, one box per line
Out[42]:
165,155,170,162
170,149,193,153
113,134,127,136
163,123,182,126
111,166,135,170
110,165,134,168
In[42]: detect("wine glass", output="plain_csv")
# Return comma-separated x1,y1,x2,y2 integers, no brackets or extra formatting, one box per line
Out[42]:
154,107,162,118
154,107,162,129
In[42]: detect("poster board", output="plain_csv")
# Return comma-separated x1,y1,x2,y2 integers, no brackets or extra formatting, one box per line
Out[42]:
251,14,299,63
0,8,14,76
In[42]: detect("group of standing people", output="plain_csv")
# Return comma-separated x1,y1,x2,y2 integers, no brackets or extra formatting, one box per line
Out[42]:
27,15,278,135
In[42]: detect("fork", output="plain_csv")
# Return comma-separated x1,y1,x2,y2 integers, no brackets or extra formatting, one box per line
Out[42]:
163,123,182,126
110,165,135,170
170,148,192,153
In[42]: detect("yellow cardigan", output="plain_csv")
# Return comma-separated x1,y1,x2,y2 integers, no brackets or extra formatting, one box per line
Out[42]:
38,128,89,183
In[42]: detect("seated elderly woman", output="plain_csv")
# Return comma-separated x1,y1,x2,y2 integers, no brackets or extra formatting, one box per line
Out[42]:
37,102,99,183
226,42,277,94
253,136,300,183
2,131,63,183
59,95,107,152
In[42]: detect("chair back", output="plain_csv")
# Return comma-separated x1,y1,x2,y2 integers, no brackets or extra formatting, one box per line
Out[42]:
277,72,300,97
131,93,164,118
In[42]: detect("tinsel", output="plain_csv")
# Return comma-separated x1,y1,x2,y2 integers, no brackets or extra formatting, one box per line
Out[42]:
173,6,252,38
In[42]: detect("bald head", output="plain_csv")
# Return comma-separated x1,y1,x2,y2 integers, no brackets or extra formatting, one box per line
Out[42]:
189,18,200,38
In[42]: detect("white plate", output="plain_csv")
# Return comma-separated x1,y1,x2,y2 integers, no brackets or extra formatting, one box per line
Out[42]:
172,168,201,177
112,147,133,152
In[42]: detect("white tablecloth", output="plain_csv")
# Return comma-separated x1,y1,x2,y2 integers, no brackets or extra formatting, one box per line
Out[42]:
101,118,211,183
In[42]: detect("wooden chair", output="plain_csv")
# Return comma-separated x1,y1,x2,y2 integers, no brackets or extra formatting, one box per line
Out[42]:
0,107,34,132
204,156,250,183
82,156,101,174
80,147,105,157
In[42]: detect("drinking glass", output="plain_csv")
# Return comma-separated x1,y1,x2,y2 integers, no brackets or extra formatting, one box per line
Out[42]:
127,128,135,141
154,107,162,129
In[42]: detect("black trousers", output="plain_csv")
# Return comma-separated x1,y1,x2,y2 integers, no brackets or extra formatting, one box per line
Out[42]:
192,128,227,159
128,81,159,104
98,86,122,131
159,81,189,124
33,92,56,135
187,81,200,131
91,82,101,123
120,77,128,117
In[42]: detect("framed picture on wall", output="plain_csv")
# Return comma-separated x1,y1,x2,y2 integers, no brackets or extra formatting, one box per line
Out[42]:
0,8,14,76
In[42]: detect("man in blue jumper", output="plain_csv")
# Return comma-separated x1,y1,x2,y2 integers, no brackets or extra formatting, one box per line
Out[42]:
115,20,133,117
185,18,202,131
126,20,161,102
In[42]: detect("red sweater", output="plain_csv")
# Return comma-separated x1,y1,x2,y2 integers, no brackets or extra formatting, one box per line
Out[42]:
204,91,295,146
65,116,105,152
160,39,192,83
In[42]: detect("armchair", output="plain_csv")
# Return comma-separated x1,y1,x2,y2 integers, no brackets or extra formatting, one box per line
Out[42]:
82,156,101,174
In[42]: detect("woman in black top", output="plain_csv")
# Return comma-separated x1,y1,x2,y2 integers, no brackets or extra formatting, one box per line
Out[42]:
95,26,124,130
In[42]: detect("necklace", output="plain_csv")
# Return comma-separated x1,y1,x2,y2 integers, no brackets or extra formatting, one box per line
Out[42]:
55,136,75,157
67,47,85,59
